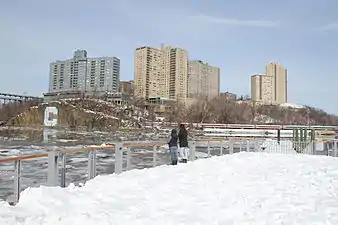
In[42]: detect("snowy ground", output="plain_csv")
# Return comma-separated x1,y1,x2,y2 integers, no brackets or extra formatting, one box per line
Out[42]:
1,150,338,224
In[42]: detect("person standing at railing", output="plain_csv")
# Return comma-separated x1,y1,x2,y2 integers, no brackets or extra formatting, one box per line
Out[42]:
178,123,189,163
168,129,179,165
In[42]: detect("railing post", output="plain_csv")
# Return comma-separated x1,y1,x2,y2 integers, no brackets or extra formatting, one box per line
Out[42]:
312,140,317,155
13,159,21,204
220,141,223,155
126,147,132,170
153,145,157,167
309,140,314,155
207,142,211,157
114,143,123,174
88,149,97,179
229,141,234,154
47,151,59,186
246,140,250,152
60,153,67,188
189,141,196,161
333,140,337,157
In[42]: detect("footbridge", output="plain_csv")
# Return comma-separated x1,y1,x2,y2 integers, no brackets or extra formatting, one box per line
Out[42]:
0,92,43,103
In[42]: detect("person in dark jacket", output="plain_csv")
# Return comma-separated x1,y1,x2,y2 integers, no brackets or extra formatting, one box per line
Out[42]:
178,123,189,163
168,129,179,165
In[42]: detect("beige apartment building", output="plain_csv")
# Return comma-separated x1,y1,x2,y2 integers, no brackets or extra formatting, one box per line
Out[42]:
251,62,287,105
251,74,263,102
266,62,287,104
188,60,220,100
134,45,189,104
134,46,163,99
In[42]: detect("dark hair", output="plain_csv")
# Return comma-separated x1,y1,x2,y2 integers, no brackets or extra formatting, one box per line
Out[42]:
180,124,185,129
171,129,178,138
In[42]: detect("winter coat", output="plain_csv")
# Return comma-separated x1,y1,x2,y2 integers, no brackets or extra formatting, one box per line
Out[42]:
168,133,178,147
178,128,188,147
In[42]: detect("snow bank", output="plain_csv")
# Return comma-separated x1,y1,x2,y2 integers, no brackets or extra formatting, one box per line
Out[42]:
280,102,304,109
1,152,338,224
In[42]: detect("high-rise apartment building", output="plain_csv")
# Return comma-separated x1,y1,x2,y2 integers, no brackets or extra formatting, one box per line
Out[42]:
188,60,220,100
134,46,164,99
134,45,189,104
251,74,262,101
49,50,120,94
265,62,287,104
251,62,287,104
163,46,189,101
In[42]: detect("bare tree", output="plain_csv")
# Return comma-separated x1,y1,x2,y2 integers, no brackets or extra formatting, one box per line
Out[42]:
0,100,40,126
249,101,264,123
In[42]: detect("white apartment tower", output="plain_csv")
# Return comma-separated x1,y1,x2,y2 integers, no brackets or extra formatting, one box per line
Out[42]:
134,45,189,104
188,60,220,100
49,50,120,94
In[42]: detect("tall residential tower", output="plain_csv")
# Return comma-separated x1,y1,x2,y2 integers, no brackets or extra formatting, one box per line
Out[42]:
251,62,287,104
265,62,287,104
134,46,163,99
134,45,189,104
49,50,120,94
188,60,220,100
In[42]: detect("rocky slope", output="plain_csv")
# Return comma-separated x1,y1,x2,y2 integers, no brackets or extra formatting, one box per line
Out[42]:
2,97,338,129
4,98,156,131
0,100,40,126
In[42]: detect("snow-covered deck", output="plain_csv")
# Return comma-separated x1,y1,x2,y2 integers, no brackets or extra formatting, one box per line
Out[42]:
1,141,338,224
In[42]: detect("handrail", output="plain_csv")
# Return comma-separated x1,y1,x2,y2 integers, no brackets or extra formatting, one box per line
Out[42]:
0,138,231,163
0,153,48,163
58,145,115,154
123,142,166,147
0,138,336,163
0,145,116,163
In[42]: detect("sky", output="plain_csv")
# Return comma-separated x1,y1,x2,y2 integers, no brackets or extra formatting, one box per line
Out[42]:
1,0,338,114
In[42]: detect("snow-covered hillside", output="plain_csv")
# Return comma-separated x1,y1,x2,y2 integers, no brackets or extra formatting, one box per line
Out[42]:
280,102,304,109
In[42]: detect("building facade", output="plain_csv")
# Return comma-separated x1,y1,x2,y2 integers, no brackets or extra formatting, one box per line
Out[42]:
134,45,189,104
163,46,188,102
265,62,287,104
251,74,262,101
188,60,220,100
134,46,163,99
119,80,134,97
251,62,287,105
48,50,120,95
220,91,237,101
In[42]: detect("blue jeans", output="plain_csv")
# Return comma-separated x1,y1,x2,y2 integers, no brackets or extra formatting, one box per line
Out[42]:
169,146,178,162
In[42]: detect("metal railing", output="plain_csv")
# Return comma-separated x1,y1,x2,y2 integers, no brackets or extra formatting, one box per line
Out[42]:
0,138,337,205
